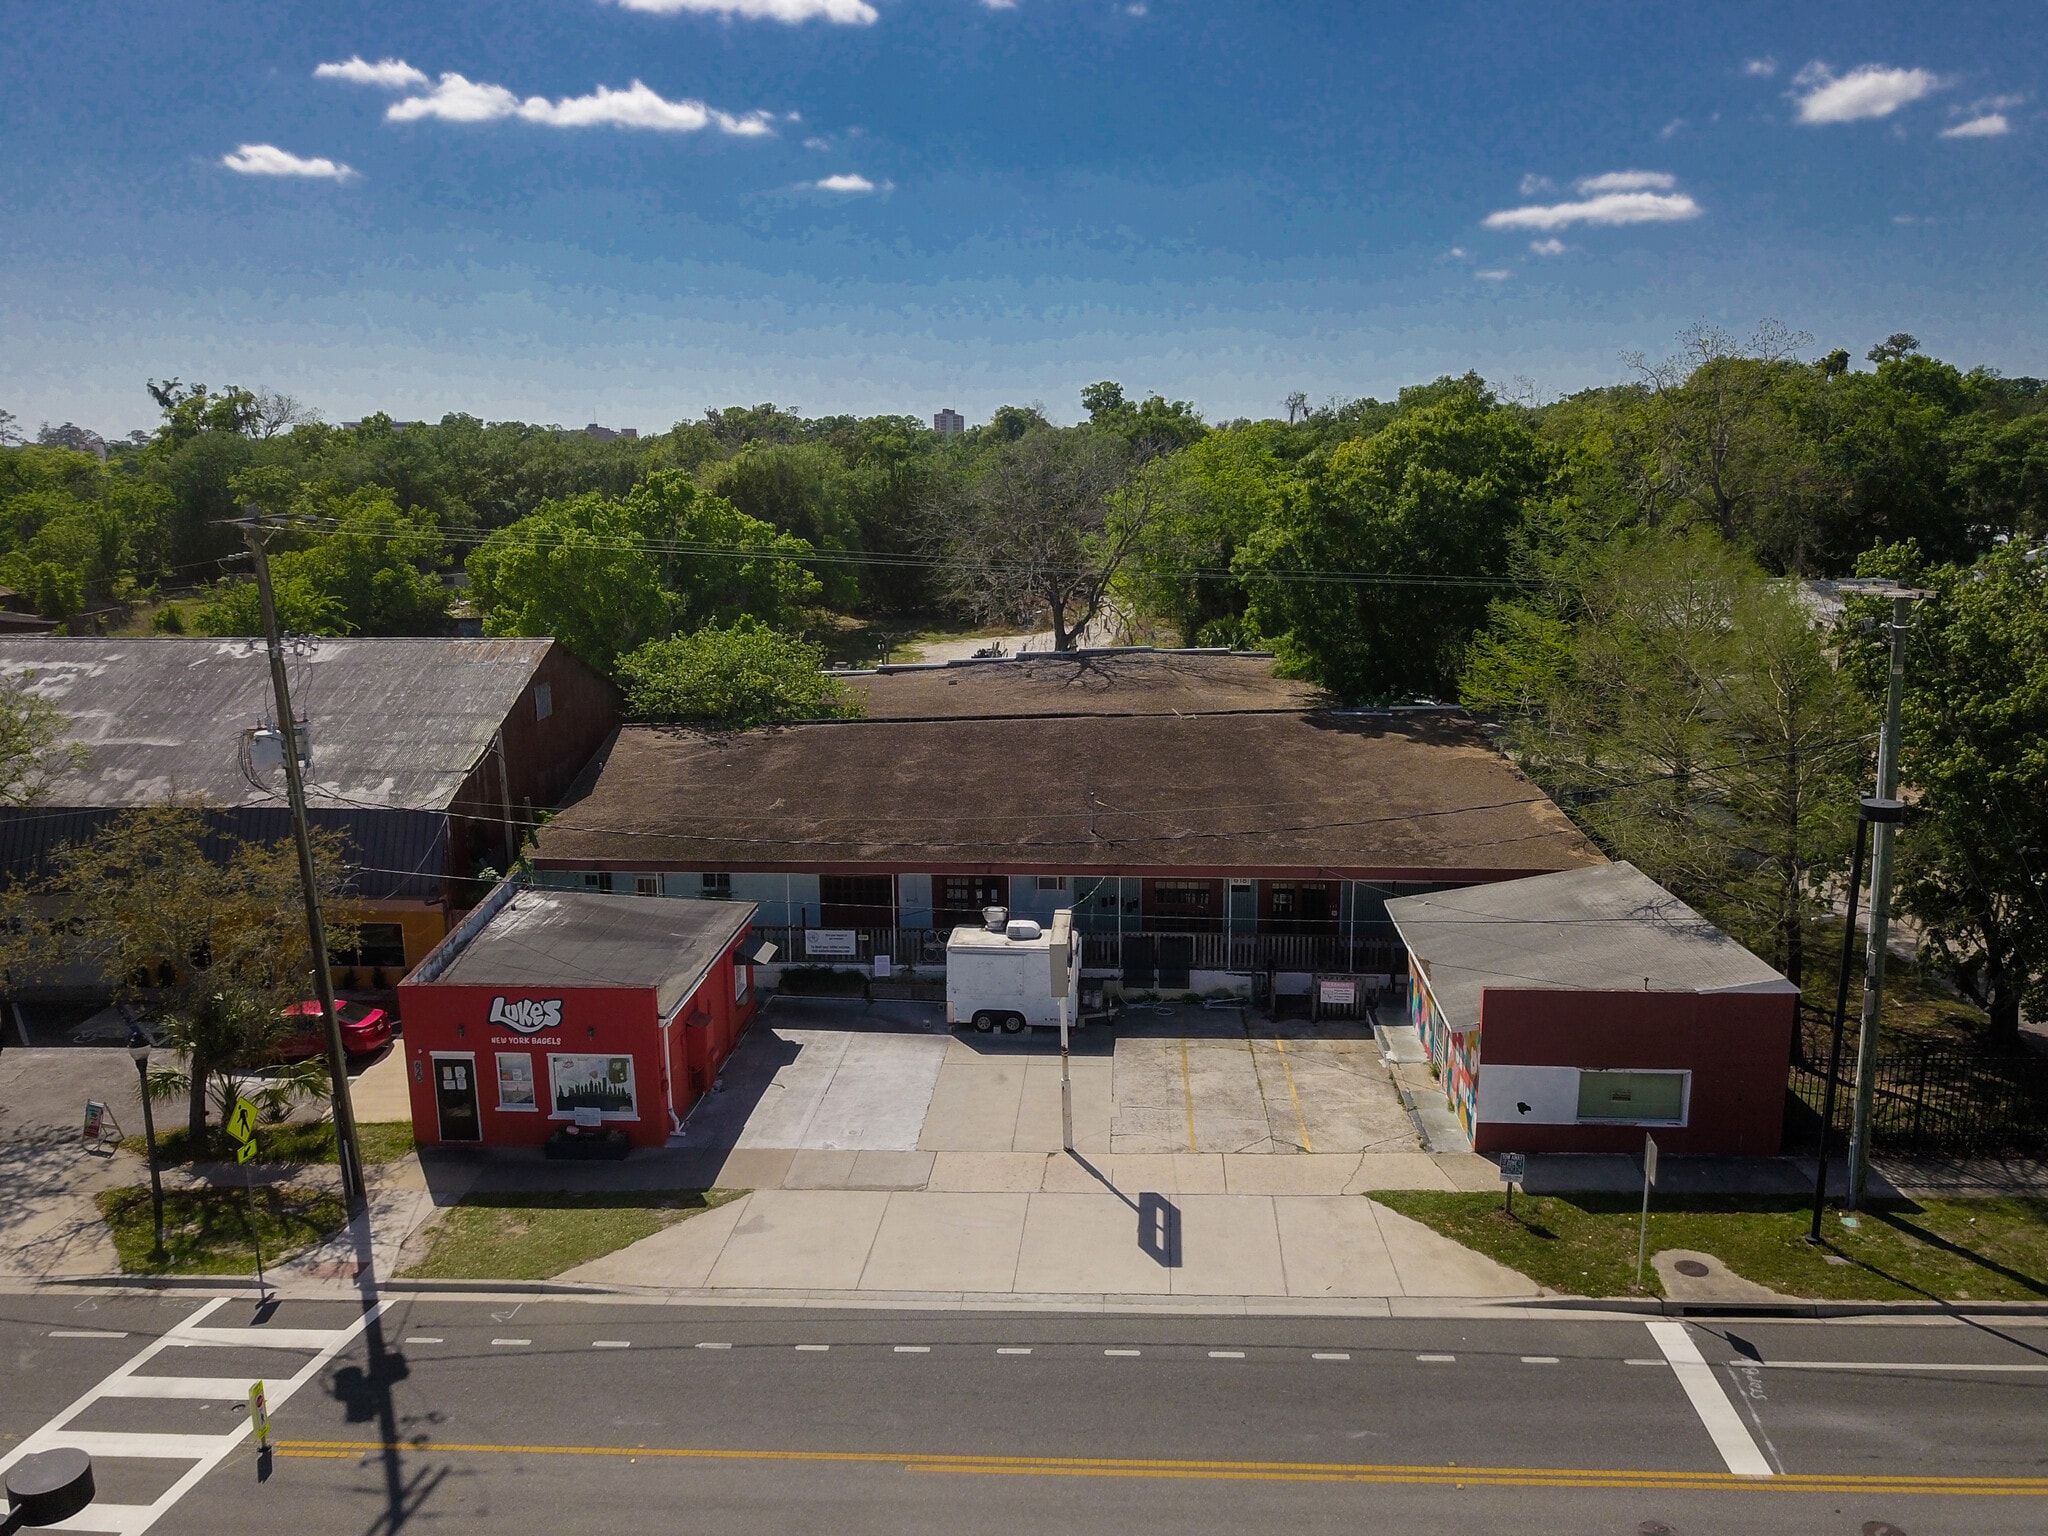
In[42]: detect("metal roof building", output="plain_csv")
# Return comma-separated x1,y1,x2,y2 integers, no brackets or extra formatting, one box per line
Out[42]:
0,636,617,981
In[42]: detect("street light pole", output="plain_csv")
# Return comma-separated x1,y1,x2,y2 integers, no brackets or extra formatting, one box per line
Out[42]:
1845,586,1933,1209
236,515,368,1216
127,1027,166,1261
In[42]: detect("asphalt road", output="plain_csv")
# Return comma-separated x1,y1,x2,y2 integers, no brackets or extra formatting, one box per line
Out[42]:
6,1292,2048,1535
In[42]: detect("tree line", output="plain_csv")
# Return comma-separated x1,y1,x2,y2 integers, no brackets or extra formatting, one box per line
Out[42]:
3,323,2045,1032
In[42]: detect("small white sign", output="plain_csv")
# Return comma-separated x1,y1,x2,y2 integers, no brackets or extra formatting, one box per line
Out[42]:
1644,1134,1659,1186
1318,979,1357,1007
805,928,859,958
872,953,893,979
1499,1152,1526,1184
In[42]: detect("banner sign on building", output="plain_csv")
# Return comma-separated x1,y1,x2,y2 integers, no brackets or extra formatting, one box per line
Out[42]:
805,929,859,958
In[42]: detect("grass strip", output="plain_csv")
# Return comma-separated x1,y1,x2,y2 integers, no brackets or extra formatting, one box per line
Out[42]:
402,1188,747,1281
97,1184,350,1276
1371,1191,2048,1302
125,1119,415,1167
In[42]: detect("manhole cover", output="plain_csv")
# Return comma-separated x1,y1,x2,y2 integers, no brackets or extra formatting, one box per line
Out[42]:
1674,1259,1711,1278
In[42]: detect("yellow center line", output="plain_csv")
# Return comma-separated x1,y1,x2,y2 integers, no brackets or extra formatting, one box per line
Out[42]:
270,1442,2048,1497
1273,1035,1313,1153
1178,1038,1199,1152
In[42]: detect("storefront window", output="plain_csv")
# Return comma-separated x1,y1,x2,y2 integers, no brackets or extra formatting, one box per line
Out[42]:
496,1053,536,1110
548,1053,638,1120
1575,1070,1688,1125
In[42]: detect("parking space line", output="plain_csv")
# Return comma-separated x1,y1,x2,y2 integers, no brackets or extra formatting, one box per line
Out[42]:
1645,1320,1772,1478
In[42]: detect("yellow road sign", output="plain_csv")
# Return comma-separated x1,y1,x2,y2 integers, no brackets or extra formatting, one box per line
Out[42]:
236,1139,256,1165
249,1381,270,1448
227,1098,257,1144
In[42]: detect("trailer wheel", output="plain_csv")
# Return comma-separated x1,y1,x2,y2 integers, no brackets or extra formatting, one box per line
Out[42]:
971,1011,997,1033
1001,1013,1025,1034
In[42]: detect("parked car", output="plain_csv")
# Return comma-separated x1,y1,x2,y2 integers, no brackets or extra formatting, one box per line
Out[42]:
272,1000,393,1061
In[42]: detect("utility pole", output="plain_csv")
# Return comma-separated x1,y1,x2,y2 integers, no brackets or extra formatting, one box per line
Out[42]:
237,515,369,1215
1844,583,1934,1209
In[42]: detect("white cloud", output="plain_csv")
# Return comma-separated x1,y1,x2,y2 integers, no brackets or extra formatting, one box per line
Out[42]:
386,74,775,135
1445,246,1468,260
609,0,878,21
815,172,877,192
1474,269,1512,282
1659,118,1685,140
981,0,1020,9
1484,189,1701,230
222,143,356,180
1791,62,1941,125
1743,57,1777,78
1528,238,1566,255
1940,113,2009,138
1574,169,1675,193
314,56,429,90
1518,173,1553,196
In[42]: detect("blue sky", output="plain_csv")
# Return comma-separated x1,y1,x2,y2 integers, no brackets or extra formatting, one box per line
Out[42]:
3,2,2043,435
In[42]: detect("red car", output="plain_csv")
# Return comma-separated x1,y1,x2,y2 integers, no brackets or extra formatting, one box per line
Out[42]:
274,1000,394,1061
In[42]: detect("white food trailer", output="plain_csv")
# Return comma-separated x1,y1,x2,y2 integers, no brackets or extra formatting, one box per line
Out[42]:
945,907,1080,1033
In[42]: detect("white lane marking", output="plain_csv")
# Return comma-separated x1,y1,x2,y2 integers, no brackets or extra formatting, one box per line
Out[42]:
1311,1352,1349,1361
592,1341,631,1350
997,1347,1032,1355
1104,1349,1141,1358
1625,1358,1669,1366
491,1338,530,1347
404,1337,444,1344
0,1293,387,1536
1739,1360,2048,1373
49,1329,129,1339
795,1344,830,1352
697,1342,732,1350
98,1377,251,1401
1521,1356,1560,1364
1645,1320,1772,1478
894,1345,931,1354
168,1326,351,1351
1416,1354,1456,1363
1208,1351,1246,1359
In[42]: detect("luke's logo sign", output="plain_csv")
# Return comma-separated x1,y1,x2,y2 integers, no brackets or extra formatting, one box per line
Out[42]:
488,996,563,1033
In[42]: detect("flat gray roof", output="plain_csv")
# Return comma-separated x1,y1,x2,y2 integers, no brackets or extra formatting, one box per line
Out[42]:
1385,862,1796,1032
0,636,556,812
433,888,757,1015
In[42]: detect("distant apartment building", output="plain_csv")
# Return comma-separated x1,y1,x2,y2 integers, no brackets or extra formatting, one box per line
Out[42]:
933,407,966,435
583,423,639,442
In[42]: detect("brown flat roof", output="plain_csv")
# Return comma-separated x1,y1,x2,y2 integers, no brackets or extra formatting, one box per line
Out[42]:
531,707,1603,878
844,650,1324,719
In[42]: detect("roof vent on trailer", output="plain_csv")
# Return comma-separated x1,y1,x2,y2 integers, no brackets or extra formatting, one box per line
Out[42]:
1005,919,1042,942
983,906,1008,933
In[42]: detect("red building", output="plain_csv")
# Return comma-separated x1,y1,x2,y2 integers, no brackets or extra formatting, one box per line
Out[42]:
398,884,759,1149
1387,863,1800,1156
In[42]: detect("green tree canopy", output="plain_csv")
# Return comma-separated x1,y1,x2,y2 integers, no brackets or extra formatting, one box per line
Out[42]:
467,471,820,674
1845,540,2048,1036
1238,391,1552,701
616,620,865,727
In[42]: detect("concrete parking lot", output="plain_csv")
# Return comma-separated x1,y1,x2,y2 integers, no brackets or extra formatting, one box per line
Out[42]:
680,997,1422,1163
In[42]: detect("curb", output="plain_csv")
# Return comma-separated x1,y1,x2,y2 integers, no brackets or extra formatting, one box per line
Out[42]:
56,1273,606,1296
1521,1295,2048,1320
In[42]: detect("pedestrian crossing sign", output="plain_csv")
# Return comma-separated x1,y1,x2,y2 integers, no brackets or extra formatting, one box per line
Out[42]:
227,1098,257,1145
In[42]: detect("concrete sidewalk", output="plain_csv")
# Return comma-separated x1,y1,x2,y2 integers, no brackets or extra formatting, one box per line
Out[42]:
560,1185,1538,1301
